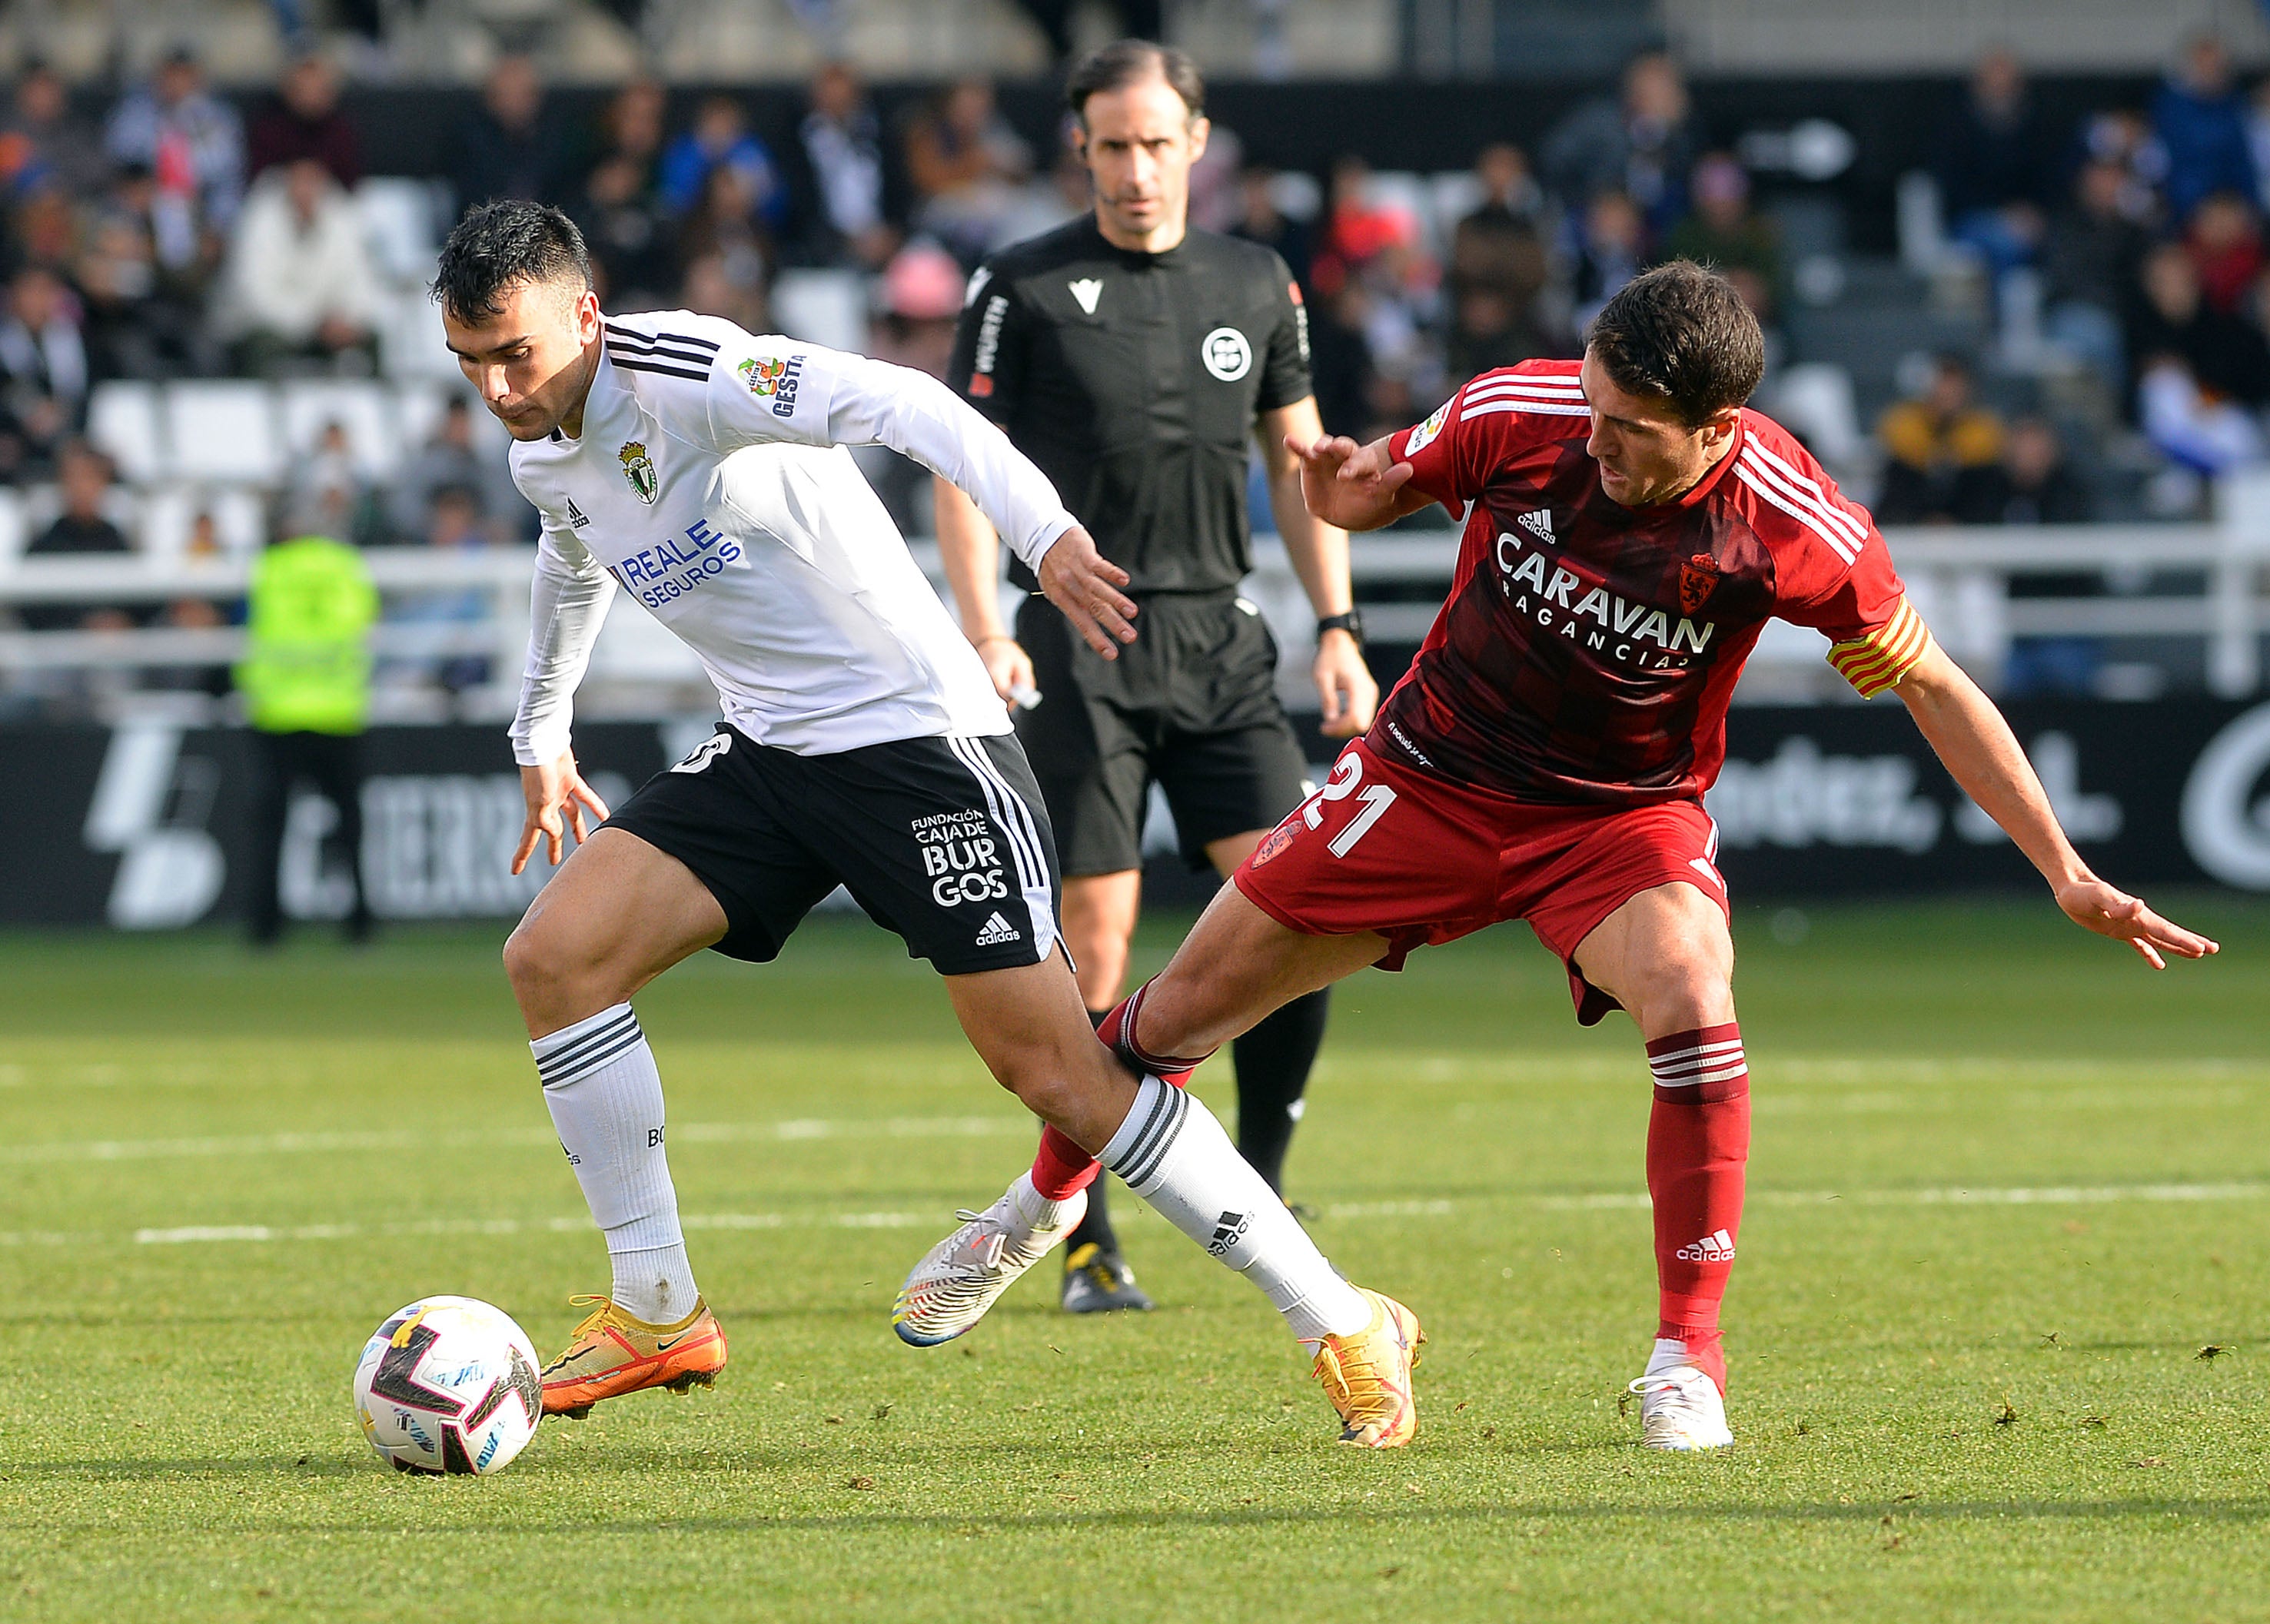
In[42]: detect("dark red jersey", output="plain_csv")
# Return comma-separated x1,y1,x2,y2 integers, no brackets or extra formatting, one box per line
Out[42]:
1374,359,1931,805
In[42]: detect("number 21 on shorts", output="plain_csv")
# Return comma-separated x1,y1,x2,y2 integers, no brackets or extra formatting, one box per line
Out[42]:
1301,753,1397,858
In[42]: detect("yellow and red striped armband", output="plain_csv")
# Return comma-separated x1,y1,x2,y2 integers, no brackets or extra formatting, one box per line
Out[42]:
1825,596,1933,697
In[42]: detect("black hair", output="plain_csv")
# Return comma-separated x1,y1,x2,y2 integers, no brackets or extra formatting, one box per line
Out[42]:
1065,38,1205,124
1587,260,1764,427
431,198,592,324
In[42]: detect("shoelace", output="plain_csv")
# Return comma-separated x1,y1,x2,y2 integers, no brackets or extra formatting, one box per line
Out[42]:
950,1207,1008,1271
1627,1368,1713,1411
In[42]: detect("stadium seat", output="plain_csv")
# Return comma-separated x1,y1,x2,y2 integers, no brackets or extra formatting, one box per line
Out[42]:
0,487,24,568
86,381,166,486
139,485,266,562
1362,171,1437,258
1763,363,1863,470
280,380,402,480
354,178,446,288
378,290,467,382
1427,171,1487,246
770,269,869,353
162,381,284,485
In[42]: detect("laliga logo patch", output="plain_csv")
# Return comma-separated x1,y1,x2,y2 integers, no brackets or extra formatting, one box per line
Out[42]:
618,440,659,505
1249,822,1297,869
1201,326,1252,381
1677,552,1723,615
1405,397,1452,455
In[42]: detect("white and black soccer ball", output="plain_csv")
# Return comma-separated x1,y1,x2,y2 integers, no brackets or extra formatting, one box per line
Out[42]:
352,1296,543,1476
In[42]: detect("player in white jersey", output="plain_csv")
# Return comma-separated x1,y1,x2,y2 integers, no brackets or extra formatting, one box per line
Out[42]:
437,200,1424,1443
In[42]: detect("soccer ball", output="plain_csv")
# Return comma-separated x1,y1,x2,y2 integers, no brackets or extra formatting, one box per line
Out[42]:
352,1296,543,1476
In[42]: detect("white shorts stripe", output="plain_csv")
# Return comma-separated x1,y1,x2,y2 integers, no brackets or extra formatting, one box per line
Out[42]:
946,736,1057,957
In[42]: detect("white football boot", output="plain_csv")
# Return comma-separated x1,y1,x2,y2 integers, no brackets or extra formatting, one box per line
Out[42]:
1627,1338,1735,1450
892,1176,1087,1347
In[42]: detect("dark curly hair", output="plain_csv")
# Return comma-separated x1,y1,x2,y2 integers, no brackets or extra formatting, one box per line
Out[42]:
432,199,591,323
1587,261,1764,427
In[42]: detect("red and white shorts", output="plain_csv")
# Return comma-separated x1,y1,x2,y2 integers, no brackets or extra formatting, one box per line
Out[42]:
1232,738,1729,1025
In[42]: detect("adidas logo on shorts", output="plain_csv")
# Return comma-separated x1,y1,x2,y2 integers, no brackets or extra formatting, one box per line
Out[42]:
973,911,1021,946
1675,1227,1736,1263
1517,509,1554,543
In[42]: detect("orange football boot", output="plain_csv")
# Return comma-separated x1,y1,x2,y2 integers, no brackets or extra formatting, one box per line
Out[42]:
1311,1287,1424,1447
540,1295,728,1418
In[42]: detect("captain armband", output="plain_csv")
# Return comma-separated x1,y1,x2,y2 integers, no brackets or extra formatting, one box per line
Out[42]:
1826,596,1934,698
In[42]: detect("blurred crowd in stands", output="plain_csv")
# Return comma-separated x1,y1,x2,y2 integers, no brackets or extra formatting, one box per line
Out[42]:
5,33,2270,582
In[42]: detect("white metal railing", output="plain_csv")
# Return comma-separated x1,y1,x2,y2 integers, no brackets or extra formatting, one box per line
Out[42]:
2,516,2266,714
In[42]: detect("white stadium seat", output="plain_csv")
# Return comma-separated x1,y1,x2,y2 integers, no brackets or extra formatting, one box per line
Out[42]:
279,380,401,480
0,487,25,567
140,485,267,561
354,177,444,287
770,269,869,354
163,381,283,485
86,380,165,485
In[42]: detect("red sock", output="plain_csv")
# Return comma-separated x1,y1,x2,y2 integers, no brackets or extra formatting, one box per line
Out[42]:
1644,1022,1750,1395
1029,982,1215,1201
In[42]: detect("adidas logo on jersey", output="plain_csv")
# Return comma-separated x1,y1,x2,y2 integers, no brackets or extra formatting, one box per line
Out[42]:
1675,1228,1737,1263
1517,509,1554,543
565,496,590,529
1067,277,1103,314
973,912,1022,946
1206,1210,1251,1257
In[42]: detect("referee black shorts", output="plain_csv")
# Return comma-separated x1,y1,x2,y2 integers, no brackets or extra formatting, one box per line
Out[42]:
603,724,1062,976
1013,589,1313,877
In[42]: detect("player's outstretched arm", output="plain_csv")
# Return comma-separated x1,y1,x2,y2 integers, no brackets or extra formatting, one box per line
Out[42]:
1895,640,2218,968
1286,432,1429,533
512,749,611,875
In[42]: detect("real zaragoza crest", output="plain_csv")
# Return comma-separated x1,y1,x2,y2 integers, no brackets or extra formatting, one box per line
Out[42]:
618,440,658,504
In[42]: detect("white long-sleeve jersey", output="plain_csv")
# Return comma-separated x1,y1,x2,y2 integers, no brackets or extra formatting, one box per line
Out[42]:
506,310,1078,766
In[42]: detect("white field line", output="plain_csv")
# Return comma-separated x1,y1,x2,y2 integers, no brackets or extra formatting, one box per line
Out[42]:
0,1115,1032,1165
5,1180,2266,1250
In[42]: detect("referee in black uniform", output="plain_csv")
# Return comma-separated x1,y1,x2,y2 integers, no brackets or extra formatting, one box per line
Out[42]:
936,39,1376,1313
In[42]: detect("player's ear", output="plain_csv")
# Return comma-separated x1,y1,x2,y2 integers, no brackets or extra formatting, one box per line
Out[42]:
572,287,602,344
1187,115,1210,164
1700,407,1741,451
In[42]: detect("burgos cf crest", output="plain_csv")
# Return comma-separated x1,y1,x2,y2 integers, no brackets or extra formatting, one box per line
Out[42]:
618,440,658,505
738,355,788,397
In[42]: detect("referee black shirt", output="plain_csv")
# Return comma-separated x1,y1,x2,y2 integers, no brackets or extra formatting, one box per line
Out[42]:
949,214,1312,595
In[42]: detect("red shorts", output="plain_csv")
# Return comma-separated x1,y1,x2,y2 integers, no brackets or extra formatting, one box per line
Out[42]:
1231,738,1729,1025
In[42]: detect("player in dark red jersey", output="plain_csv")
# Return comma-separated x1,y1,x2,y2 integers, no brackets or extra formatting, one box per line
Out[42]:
913,261,2218,1449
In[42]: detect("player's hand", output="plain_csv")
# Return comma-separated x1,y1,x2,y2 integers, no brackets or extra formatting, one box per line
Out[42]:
513,749,610,875
1037,523,1138,660
1314,628,1378,738
2052,876,2219,969
973,633,1035,709
1286,433,1412,528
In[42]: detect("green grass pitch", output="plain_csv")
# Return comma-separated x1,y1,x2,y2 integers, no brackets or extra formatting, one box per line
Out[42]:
2,895,2266,1622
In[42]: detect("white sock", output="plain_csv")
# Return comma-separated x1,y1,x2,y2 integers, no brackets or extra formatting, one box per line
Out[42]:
1009,1171,1075,1231
1646,1337,1697,1377
531,1003,700,1324
1100,1076,1370,1341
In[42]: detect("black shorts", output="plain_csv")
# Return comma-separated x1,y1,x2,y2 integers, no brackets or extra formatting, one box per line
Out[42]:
603,726,1062,975
1013,589,1313,875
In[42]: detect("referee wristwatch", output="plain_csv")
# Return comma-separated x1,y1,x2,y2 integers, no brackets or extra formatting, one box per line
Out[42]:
1317,610,1365,649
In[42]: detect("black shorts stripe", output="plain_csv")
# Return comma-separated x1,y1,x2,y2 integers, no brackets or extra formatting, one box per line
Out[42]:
608,354,711,384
